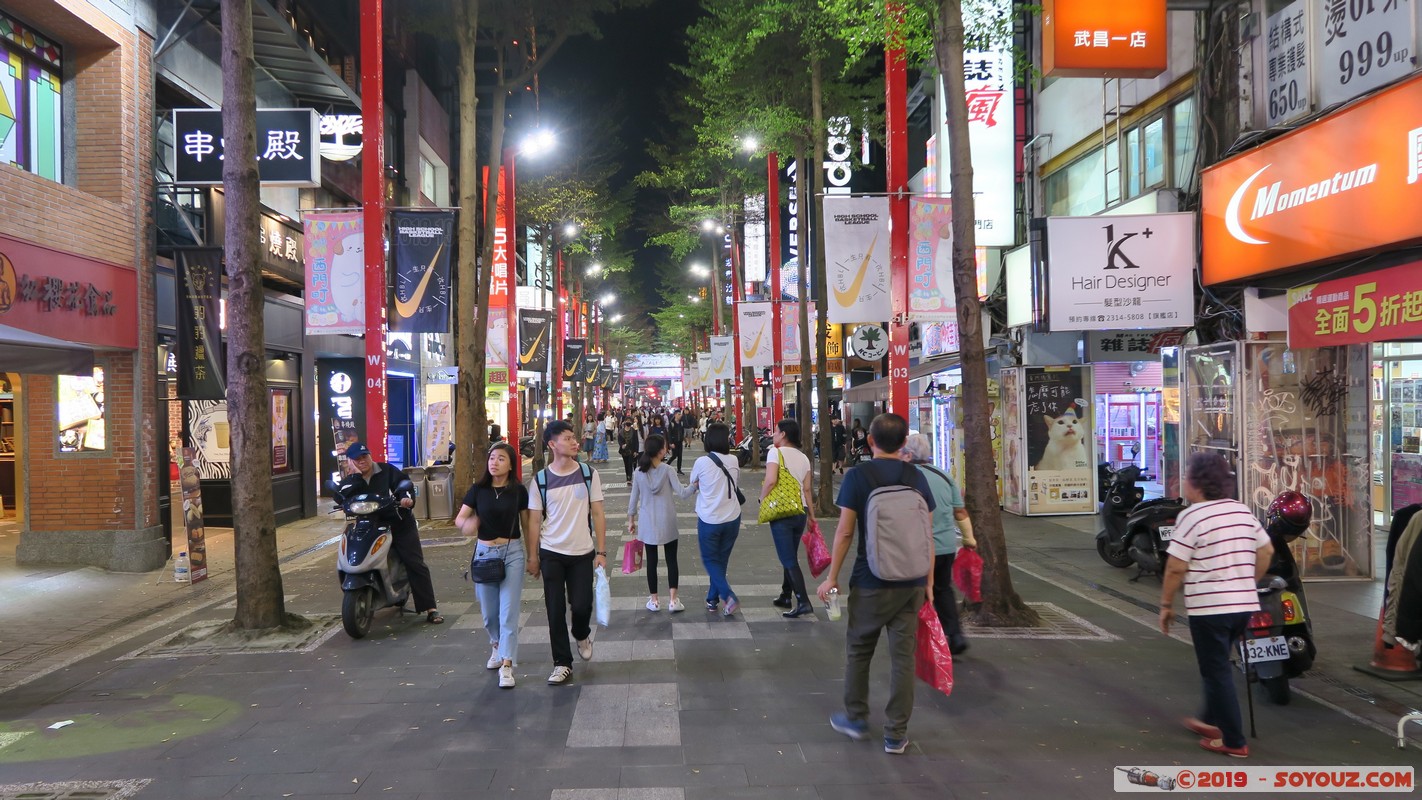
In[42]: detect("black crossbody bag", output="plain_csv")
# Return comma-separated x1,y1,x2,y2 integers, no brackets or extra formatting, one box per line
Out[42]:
469,489,518,584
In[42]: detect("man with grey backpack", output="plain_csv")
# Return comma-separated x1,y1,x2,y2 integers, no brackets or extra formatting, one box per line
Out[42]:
817,413,936,755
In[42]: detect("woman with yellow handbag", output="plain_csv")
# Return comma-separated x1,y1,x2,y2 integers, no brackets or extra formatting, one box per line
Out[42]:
759,419,817,618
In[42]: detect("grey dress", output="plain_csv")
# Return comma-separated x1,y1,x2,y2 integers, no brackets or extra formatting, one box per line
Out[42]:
628,463,693,546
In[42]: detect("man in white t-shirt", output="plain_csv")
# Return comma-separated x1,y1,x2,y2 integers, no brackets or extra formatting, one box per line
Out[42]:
528,420,608,685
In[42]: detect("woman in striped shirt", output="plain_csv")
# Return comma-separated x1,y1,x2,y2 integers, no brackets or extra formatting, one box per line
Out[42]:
1159,452,1273,759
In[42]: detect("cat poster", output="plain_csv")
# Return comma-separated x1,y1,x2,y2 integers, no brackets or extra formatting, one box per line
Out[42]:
1023,366,1096,514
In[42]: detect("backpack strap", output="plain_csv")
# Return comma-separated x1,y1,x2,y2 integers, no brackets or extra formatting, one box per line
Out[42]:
708,453,737,499
920,463,954,489
580,462,594,531
535,468,549,516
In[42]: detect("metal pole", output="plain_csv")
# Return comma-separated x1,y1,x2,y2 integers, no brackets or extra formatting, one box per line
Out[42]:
885,1,910,419
767,152,784,422
360,0,387,457
503,149,520,474
553,248,564,419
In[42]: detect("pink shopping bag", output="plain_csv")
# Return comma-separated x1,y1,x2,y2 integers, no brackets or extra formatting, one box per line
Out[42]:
621,539,645,574
802,519,831,578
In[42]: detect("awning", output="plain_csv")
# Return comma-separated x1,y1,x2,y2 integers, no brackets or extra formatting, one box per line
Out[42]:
0,325,95,375
843,355,961,404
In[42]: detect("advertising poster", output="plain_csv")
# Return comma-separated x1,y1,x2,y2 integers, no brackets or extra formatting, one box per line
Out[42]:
178,446,209,583
737,302,776,368
562,339,587,383
937,18,1016,246
389,210,454,333
696,352,713,388
485,306,509,370
303,211,364,335
822,196,891,323
1023,366,1095,514
1001,368,1025,514
908,197,956,319
596,364,613,389
518,309,553,372
270,389,291,473
175,249,224,400
184,400,230,479
425,400,452,463
317,358,366,488
707,336,736,381
582,353,603,384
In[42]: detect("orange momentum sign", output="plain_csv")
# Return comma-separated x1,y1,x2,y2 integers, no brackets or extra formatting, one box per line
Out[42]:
1041,0,1167,79
1287,261,1422,349
1202,73,1422,285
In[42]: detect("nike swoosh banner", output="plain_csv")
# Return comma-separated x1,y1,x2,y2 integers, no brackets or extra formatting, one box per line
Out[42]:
822,196,892,324
582,353,603,384
707,336,736,381
597,364,613,389
517,308,552,372
563,339,586,382
390,210,454,332
696,352,714,388
737,302,776,368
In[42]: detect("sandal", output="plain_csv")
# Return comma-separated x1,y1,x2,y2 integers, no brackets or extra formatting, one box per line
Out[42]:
426,610,445,624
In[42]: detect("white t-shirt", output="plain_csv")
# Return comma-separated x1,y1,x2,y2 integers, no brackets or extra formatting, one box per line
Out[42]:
1165,499,1269,616
765,445,811,493
690,452,742,524
529,462,605,556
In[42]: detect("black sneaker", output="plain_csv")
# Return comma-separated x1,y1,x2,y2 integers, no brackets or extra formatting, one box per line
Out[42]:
772,594,793,609
705,600,719,612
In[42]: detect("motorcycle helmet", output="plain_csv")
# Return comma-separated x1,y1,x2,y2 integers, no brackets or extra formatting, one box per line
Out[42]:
1266,491,1312,542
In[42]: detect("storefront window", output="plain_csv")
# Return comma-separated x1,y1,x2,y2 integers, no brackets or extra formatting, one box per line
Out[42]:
57,367,105,453
1172,97,1198,190
0,11,64,183
1125,127,1141,198
1143,117,1166,188
1043,148,1106,217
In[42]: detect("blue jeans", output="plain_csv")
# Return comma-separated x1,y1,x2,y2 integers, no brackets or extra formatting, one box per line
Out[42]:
769,514,808,601
1188,611,1251,749
473,541,526,664
697,518,740,605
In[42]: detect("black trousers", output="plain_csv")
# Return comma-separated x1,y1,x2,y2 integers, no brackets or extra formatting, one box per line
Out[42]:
932,552,963,641
669,440,685,472
540,548,595,667
390,516,437,613
622,452,637,482
646,540,679,594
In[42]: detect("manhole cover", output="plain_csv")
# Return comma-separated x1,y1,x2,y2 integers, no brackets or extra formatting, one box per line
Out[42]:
963,602,1120,641
0,780,150,800
118,615,343,659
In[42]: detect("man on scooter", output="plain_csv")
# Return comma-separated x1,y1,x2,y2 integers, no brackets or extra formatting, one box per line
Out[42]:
341,442,444,624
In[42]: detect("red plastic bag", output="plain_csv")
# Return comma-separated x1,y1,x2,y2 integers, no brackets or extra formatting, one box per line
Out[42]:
802,519,832,578
621,539,644,574
915,601,954,696
953,548,983,604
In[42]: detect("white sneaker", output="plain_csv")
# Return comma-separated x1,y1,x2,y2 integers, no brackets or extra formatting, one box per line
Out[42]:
668,598,685,613
577,636,594,661
486,647,502,670
498,664,515,688
646,597,660,611
547,665,572,685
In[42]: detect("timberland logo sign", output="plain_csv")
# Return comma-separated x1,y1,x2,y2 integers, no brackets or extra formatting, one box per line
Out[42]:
1202,72,1422,284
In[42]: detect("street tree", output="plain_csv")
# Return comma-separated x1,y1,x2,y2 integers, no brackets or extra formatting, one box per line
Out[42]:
220,0,289,630
825,0,1039,627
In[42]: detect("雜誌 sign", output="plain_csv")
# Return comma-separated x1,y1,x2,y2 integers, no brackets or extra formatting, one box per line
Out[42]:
1046,212,1194,332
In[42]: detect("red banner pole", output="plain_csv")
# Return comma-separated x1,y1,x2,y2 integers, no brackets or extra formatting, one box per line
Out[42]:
767,152,784,422
360,0,387,458
553,251,564,419
885,2,911,420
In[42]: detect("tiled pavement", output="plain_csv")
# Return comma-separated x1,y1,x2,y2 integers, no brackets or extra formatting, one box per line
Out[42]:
0,458,1418,798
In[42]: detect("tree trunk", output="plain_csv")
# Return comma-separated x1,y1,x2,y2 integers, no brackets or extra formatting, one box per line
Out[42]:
221,0,286,630
452,1,481,497
793,142,814,489
809,56,836,515
936,0,1039,627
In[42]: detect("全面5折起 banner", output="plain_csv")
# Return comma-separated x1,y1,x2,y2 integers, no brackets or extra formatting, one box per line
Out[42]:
1202,73,1422,284
1287,261,1422,349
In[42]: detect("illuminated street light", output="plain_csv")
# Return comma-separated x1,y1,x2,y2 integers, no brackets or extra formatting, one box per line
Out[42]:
586,262,602,277
700,219,716,232
600,293,616,306
741,135,758,153
564,223,579,238
610,314,623,323
520,128,557,157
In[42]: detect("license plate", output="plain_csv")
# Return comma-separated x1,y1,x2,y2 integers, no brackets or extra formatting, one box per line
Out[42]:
1239,636,1289,663
1157,525,1174,542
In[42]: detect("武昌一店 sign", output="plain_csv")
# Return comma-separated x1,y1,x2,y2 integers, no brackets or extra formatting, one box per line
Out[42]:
1287,261,1422,349
1046,213,1194,332
1202,72,1422,284
173,109,320,187
1041,0,1167,78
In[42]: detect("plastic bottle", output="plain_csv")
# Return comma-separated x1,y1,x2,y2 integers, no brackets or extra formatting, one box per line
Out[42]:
174,551,190,582
826,588,841,621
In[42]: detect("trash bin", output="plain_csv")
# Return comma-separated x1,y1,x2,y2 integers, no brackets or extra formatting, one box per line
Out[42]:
425,465,454,520
404,466,429,520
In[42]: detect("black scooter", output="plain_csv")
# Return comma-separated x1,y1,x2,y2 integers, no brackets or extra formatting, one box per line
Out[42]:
1241,492,1317,705
1095,464,1184,580
326,478,415,638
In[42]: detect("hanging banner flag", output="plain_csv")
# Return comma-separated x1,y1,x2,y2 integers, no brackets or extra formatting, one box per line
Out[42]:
517,308,553,372
822,196,891,324
303,210,365,335
563,338,587,382
737,302,776,368
596,363,614,389
908,197,956,320
485,307,509,369
582,353,603,384
390,209,454,333
780,302,803,363
938,25,1017,246
743,194,767,283
696,352,714,388
707,336,736,381
176,249,224,400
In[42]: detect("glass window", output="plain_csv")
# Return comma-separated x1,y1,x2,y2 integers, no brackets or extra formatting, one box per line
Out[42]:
1125,127,1141,198
1172,97,1198,190
1043,148,1105,217
57,367,105,453
1104,139,1120,206
0,11,63,183
419,153,436,203
1143,117,1166,188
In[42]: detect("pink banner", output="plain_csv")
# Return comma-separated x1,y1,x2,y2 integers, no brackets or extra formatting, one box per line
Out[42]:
303,211,365,335
909,198,955,320
486,306,509,369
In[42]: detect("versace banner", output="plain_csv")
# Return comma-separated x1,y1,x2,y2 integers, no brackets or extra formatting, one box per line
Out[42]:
562,338,587,383
583,353,603,385
176,249,224,400
390,210,454,333
518,309,553,372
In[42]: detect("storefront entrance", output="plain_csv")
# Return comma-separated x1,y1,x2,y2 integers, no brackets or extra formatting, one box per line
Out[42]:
1372,344,1422,528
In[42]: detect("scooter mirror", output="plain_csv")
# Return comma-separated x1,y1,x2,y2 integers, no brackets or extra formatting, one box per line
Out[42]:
324,480,343,495
395,478,415,494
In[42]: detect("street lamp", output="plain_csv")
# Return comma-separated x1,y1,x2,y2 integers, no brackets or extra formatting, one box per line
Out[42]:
520,128,557,157
700,219,716,232
564,223,579,238
741,135,758,153
610,314,623,323
600,293,616,306
586,262,602,277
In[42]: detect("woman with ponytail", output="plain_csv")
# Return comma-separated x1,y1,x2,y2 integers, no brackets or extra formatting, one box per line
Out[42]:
628,434,694,612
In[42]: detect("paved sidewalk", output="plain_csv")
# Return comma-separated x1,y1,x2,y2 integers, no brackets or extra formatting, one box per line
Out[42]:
0,457,1417,799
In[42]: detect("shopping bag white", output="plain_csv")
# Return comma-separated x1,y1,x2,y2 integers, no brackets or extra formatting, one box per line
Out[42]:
593,565,611,627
